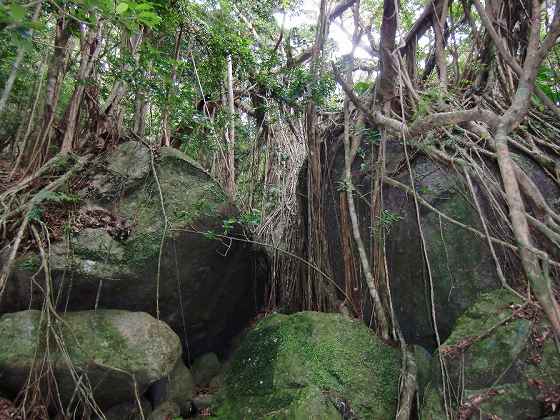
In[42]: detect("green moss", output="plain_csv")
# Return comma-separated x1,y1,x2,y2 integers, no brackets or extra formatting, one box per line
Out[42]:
51,153,77,172
464,383,541,419
422,289,560,420
214,312,401,419
59,312,142,370
425,189,488,314
114,149,231,266
420,384,446,420
122,231,162,266
523,328,560,384
73,245,120,265
0,311,43,364
438,289,529,389
0,311,144,374
423,290,550,418
445,289,523,345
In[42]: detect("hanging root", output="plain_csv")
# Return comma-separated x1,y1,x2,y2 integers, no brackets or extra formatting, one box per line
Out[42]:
0,154,90,299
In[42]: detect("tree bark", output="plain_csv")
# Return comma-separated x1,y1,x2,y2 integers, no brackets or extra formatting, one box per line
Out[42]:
133,92,148,138
432,0,449,92
375,0,398,107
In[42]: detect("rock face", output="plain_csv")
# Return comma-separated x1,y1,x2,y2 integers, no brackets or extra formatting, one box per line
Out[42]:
314,136,559,349
0,309,181,409
382,156,499,348
422,289,560,419
212,311,401,419
3,142,261,355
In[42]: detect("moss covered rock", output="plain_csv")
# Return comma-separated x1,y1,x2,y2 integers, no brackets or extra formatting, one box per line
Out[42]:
438,289,531,389
148,359,194,416
212,311,401,420
0,309,181,408
192,352,221,386
316,142,504,350
4,142,260,356
383,156,501,350
422,289,560,419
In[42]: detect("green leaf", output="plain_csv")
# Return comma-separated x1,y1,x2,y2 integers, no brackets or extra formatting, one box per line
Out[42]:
353,81,371,95
137,11,161,27
133,3,154,11
116,2,129,14
9,4,26,22
27,206,43,222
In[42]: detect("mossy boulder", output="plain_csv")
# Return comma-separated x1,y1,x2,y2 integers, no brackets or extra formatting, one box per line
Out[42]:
191,352,221,386
438,289,531,389
148,359,194,416
464,383,542,420
421,289,560,419
414,345,432,400
3,142,261,355
0,309,181,409
212,311,401,419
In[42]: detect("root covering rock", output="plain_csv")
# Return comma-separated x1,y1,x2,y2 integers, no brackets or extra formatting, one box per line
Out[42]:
311,136,559,349
422,289,560,420
3,142,261,355
0,309,181,409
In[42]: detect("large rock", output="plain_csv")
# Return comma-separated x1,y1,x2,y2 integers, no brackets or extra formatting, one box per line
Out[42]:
0,309,181,409
421,289,560,419
314,136,559,349
2,142,261,355
382,155,499,348
212,311,401,419
148,359,194,416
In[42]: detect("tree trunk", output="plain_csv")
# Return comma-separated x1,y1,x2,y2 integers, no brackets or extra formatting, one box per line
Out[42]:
303,0,336,310
133,92,148,138
25,15,75,171
161,28,183,147
60,21,103,153
225,54,236,196
432,0,449,92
